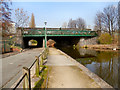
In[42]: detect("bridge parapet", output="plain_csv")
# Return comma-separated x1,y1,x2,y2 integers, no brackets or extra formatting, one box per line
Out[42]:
22,28,97,37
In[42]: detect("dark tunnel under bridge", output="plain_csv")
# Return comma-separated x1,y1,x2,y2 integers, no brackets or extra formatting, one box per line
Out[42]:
23,36,95,48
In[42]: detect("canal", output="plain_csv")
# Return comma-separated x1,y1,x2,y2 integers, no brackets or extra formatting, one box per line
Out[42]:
56,46,120,88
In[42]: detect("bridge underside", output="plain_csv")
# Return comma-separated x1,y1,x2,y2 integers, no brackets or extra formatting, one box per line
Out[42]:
23,36,95,48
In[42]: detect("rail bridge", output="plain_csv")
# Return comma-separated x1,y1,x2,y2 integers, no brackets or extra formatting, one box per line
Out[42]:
20,28,98,48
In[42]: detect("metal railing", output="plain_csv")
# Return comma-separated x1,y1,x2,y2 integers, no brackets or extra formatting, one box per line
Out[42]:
1,36,21,54
0,40,13,53
13,47,49,90
22,29,97,36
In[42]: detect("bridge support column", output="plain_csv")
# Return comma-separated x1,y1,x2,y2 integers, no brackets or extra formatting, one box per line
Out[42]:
43,39,45,48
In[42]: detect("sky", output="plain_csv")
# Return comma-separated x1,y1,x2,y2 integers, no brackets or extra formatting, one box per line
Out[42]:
11,1,119,29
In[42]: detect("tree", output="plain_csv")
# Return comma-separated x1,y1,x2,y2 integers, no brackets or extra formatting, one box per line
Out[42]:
1,0,12,36
118,1,120,30
102,5,118,35
68,18,77,28
94,5,118,35
94,12,103,31
29,13,35,28
68,18,86,29
76,17,86,30
62,22,67,28
15,8,29,28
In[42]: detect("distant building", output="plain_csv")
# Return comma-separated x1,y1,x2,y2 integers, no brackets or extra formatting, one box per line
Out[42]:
9,23,16,34
86,29,92,31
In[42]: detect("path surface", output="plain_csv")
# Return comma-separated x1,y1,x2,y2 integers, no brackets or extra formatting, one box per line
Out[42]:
1,48,43,88
46,48,101,88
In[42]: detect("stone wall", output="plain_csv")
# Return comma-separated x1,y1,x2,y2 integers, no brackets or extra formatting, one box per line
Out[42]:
78,37,98,47
14,29,24,48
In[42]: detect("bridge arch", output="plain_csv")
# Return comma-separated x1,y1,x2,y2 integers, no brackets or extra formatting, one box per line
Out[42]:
23,37,44,48
28,39,38,46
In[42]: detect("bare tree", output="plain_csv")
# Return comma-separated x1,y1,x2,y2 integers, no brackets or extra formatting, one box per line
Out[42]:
62,22,67,28
94,12,103,31
76,17,86,30
118,1,120,30
68,18,77,28
29,13,35,28
102,5,118,35
94,5,118,35
15,8,29,28
1,0,12,36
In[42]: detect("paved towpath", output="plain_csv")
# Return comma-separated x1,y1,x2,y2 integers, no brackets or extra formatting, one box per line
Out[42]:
46,48,101,88
1,48,43,88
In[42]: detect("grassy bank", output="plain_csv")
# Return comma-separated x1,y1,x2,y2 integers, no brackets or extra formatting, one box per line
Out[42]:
34,65,48,89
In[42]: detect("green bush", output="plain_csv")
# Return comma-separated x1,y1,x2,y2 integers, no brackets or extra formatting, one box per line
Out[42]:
98,33,112,44
32,40,37,43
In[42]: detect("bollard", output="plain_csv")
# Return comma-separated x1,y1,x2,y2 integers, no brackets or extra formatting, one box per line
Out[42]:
46,47,49,55
23,67,31,90
35,56,39,76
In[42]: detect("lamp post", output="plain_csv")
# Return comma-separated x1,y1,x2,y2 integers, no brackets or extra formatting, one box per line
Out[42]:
44,21,47,48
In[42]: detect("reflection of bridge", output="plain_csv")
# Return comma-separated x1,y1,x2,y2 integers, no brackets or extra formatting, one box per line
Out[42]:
22,28,97,37
20,28,98,48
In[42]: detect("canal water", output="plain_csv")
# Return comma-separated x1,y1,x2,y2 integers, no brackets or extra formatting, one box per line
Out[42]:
56,46,120,88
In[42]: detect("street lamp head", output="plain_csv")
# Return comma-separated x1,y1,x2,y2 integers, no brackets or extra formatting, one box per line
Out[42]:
44,21,47,25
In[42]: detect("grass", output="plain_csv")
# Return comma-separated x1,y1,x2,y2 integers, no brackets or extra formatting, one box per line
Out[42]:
34,65,48,89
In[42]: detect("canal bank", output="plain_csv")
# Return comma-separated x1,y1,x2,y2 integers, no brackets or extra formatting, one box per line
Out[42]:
56,46,120,88
46,48,113,88
81,44,120,50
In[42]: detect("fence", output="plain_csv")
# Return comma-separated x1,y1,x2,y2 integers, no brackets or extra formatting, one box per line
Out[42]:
1,36,20,53
0,40,13,53
13,47,49,90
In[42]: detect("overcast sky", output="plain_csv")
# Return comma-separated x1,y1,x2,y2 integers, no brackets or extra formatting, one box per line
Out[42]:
11,1,118,29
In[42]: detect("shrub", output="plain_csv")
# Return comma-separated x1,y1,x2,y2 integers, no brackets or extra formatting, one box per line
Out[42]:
98,33,112,44
32,40,37,43
112,34,118,44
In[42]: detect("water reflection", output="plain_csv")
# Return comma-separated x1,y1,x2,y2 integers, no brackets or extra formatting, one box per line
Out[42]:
57,46,119,88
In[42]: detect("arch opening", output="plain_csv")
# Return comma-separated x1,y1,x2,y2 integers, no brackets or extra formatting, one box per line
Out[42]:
28,39,38,47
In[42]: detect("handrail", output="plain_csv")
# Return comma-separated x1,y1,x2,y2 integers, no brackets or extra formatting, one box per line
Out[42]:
22,29,97,36
13,73,27,90
29,59,37,70
13,47,49,89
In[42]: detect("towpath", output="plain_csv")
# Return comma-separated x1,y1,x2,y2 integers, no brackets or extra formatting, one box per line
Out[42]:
47,48,102,88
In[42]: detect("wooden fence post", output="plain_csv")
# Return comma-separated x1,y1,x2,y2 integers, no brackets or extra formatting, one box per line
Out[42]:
35,56,39,76
44,49,47,59
44,48,47,60
40,55,43,67
43,52,45,60
23,67,30,89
